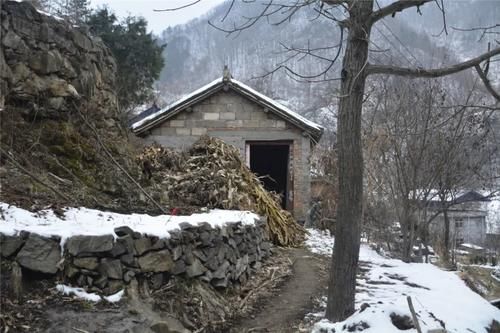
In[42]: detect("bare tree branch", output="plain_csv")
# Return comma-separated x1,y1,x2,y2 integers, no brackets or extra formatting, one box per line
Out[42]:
475,64,500,103
154,0,202,12
370,0,432,24
366,47,500,78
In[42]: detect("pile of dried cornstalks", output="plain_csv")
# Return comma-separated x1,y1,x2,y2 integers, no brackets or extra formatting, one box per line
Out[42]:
138,137,305,246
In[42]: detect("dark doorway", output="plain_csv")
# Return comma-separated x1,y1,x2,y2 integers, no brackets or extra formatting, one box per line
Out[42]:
249,143,290,209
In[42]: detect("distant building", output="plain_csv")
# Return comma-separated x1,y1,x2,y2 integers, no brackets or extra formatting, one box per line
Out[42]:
426,191,492,247
131,68,324,222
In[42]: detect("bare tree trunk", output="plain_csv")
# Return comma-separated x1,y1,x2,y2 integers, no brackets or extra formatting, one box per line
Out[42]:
443,208,450,263
325,0,373,322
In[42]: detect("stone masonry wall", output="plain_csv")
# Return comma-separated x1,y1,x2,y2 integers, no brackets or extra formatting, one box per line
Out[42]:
1,1,117,116
0,219,271,296
144,90,312,221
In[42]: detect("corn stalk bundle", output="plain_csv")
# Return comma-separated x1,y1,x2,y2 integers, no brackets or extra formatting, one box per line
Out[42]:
140,136,305,246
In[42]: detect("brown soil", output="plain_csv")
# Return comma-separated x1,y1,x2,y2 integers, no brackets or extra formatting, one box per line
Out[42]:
0,248,327,333
229,248,329,333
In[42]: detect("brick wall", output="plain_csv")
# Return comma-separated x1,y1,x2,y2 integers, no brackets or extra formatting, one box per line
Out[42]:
144,90,312,221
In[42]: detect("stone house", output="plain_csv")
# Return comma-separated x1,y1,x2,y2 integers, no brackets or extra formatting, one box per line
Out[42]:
131,70,324,222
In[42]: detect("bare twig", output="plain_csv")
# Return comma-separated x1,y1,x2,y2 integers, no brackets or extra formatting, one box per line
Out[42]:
0,147,72,202
154,0,202,12
74,103,168,214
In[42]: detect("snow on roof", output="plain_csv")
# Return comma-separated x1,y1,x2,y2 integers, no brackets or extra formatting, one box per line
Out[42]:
0,202,259,248
305,229,500,333
131,77,223,131
131,76,324,138
230,78,324,132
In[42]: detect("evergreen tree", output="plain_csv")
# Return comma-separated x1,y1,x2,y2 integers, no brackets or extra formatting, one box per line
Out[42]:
87,8,166,112
55,0,90,25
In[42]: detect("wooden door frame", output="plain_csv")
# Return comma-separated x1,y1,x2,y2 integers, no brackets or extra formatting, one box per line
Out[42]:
245,140,294,211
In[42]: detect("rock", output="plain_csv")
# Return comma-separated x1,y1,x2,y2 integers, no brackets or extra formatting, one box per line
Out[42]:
192,249,207,262
150,317,191,333
211,277,229,289
94,275,108,289
137,250,174,273
134,237,152,256
120,253,137,267
66,235,114,256
123,270,135,283
105,280,123,295
0,235,25,258
99,259,123,279
117,235,135,254
200,270,212,283
212,260,230,279
73,257,99,270
150,273,164,290
110,242,126,257
171,260,186,275
171,246,183,261
185,258,207,278
16,233,60,274
2,30,23,49
114,226,134,237
65,264,79,279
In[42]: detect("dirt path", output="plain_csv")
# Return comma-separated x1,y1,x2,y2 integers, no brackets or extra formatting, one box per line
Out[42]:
230,248,328,333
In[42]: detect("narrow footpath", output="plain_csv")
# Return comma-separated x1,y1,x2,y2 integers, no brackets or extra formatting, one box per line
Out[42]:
230,248,328,333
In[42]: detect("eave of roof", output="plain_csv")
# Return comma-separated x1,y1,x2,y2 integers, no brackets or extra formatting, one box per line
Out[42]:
131,77,324,142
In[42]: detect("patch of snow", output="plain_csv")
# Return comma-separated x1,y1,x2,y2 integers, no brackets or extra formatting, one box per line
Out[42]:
305,228,334,256
460,243,484,250
0,202,259,248
103,290,125,303
305,229,500,333
56,284,101,302
55,284,124,303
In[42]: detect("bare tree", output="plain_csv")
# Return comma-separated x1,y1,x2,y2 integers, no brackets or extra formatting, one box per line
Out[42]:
159,0,500,322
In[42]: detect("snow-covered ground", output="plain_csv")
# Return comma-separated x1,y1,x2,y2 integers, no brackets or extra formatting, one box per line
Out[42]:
0,202,259,247
305,229,500,333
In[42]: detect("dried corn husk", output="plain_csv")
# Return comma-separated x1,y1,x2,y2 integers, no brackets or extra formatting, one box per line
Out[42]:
139,136,306,246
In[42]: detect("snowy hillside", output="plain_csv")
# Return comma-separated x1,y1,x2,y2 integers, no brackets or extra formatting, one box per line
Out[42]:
156,0,499,124
305,229,500,332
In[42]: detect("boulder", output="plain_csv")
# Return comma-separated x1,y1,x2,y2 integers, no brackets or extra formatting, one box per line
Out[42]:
0,235,25,258
16,234,60,274
65,235,114,256
137,250,174,273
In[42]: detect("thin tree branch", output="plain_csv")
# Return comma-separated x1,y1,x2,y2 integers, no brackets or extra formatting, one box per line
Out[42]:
370,0,432,24
475,64,500,103
366,47,500,78
154,0,202,12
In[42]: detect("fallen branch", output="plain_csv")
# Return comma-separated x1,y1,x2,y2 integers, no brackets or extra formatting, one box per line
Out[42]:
239,272,290,309
406,296,422,333
74,102,168,214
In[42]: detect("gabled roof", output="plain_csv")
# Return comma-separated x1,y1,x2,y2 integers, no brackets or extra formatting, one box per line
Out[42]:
131,77,324,142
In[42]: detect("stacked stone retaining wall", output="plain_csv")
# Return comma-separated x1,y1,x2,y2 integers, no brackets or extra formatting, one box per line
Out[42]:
0,219,271,295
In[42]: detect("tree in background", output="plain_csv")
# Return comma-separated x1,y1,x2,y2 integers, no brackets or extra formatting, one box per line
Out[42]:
55,0,90,25
87,8,166,113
